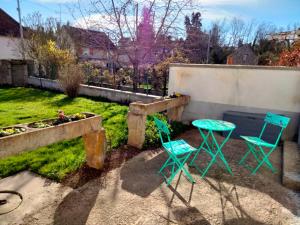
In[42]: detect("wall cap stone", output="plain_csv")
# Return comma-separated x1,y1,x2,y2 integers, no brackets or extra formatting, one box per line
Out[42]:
169,63,300,71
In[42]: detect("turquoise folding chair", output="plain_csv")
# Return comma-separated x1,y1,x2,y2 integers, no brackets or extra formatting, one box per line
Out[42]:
239,112,290,174
154,117,196,186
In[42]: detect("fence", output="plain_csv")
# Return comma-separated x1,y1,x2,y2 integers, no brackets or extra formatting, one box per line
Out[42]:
30,66,167,96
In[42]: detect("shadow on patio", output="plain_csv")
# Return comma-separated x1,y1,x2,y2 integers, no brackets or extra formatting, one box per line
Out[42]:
119,128,299,220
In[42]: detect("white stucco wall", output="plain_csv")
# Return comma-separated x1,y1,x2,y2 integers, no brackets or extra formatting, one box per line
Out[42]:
168,64,300,139
0,36,23,60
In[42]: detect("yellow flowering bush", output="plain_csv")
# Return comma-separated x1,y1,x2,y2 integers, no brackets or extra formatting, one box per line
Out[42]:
38,40,75,79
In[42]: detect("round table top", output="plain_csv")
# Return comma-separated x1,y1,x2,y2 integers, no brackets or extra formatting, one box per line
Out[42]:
192,119,236,131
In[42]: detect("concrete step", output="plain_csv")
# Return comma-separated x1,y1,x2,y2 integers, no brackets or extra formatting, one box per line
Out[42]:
283,141,300,191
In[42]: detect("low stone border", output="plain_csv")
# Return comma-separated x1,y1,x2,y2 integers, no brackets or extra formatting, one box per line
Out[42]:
28,76,160,103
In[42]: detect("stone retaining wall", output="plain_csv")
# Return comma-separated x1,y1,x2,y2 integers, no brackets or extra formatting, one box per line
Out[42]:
28,76,161,103
0,60,30,86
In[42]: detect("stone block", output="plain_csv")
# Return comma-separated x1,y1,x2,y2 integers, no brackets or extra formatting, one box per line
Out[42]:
283,141,300,191
83,128,106,169
127,112,146,149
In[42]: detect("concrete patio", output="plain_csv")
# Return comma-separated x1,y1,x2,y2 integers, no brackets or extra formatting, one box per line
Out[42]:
0,129,299,225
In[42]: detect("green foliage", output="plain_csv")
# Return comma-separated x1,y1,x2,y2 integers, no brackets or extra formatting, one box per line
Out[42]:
143,113,190,149
0,138,84,181
103,69,114,84
154,50,189,89
253,39,286,65
30,122,51,128
39,40,75,79
155,50,189,75
0,127,26,137
80,62,100,84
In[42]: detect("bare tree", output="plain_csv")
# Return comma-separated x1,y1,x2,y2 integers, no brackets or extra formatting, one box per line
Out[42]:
70,0,195,90
20,12,73,78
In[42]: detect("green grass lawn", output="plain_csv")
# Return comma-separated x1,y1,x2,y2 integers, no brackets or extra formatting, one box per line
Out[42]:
0,87,187,181
0,87,128,180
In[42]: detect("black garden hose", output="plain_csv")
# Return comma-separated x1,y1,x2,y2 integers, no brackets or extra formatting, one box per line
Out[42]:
0,190,23,215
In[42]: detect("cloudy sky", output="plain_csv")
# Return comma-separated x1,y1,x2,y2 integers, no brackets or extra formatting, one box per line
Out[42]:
1,0,300,31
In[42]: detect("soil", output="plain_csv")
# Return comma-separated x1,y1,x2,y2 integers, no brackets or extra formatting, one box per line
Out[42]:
62,145,152,189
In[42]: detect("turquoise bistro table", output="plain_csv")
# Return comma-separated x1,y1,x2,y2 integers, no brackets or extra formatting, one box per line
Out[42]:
190,119,236,178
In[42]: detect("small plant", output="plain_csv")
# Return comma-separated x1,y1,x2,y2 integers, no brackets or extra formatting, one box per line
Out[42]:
0,127,26,137
80,62,99,84
168,92,182,98
58,63,84,98
30,122,51,128
71,113,86,121
143,114,190,149
53,110,71,125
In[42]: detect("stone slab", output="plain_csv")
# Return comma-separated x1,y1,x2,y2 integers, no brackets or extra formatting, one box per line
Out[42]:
283,141,300,191
0,171,72,225
129,95,190,115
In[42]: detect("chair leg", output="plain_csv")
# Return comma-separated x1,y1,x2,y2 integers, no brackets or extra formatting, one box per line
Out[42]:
257,147,276,173
189,129,210,166
161,152,195,186
239,145,276,175
159,157,171,173
181,166,195,183
210,132,233,176
239,149,251,165
201,153,218,178
239,142,259,166
218,150,233,175
251,158,265,175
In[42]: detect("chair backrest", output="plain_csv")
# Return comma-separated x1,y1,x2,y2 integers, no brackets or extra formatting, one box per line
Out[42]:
153,117,171,145
264,112,290,128
259,112,290,146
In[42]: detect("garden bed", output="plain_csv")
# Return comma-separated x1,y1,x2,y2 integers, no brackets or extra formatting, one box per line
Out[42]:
27,112,94,128
0,112,104,165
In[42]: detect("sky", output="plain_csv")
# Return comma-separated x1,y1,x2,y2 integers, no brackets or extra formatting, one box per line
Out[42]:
1,0,300,31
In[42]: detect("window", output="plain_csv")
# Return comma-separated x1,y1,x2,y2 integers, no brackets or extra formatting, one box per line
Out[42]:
82,48,89,56
78,47,83,55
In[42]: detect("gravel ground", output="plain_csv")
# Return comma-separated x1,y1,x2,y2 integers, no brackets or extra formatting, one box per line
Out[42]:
2,129,300,225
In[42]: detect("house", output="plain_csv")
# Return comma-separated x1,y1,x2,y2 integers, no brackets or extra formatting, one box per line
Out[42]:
266,28,300,43
62,26,116,68
227,44,258,65
0,8,24,60
0,8,32,86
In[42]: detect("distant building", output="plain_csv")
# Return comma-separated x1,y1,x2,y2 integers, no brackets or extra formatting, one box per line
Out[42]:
0,8,24,60
266,28,300,43
62,26,116,68
227,44,258,65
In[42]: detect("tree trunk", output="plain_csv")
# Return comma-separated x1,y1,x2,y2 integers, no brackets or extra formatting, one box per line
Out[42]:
163,70,168,96
132,63,139,91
